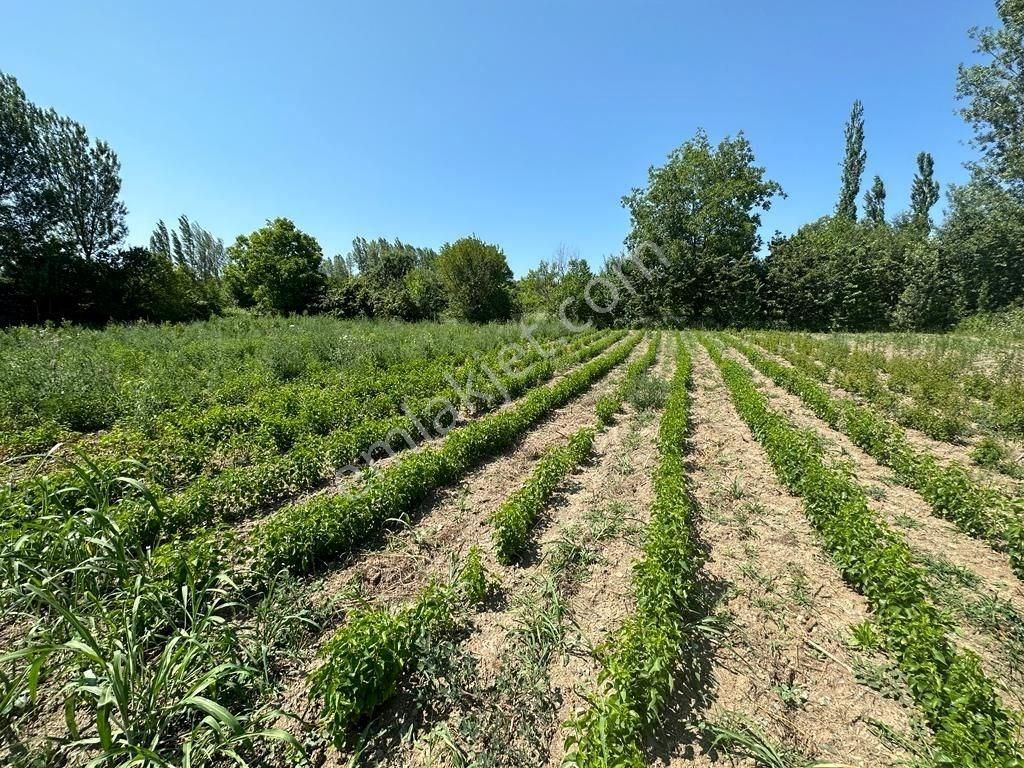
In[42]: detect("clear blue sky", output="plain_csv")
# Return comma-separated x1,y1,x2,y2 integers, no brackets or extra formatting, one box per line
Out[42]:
4,1,996,275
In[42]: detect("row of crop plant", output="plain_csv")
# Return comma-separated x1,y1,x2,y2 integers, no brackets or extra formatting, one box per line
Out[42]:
309,334,668,746
726,335,1024,580
0,333,649,767
564,334,704,767
0,331,628,598
491,333,662,564
752,331,1024,460
704,336,1023,766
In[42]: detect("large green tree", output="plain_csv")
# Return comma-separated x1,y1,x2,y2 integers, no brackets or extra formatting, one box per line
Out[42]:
938,178,1024,315
957,0,1024,192
836,100,867,221
0,71,145,324
344,237,443,320
0,74,46,245
516,246,597,325
151,215,226,282
225,218,325,314
621,129,782,327
764,217,919,331
436,236,515,322
36,110,127,261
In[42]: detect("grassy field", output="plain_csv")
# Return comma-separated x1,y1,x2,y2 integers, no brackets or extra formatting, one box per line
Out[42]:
2,319,1024,768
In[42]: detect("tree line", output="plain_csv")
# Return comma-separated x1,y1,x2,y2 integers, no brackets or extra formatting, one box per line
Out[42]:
1,0,1021,330
0,69,520,326
576,0,1024,331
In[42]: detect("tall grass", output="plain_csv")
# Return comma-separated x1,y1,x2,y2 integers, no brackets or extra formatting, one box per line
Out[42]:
0,457,314,767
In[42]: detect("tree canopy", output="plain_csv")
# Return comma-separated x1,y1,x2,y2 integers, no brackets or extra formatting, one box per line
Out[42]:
225,218,325,315
436,236,516,323
620,129,782,327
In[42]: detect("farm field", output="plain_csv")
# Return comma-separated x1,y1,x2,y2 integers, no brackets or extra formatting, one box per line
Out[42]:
3,319,1024,768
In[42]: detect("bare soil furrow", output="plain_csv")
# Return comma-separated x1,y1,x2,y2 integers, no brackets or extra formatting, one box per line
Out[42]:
726,345,1024,713
657,342,923,768
539,337,673,766
264,336,654,764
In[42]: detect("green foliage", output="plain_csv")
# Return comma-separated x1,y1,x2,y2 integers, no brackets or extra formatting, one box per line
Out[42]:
595,334,660,425
957,0,1024,192
517,248,600,327
705,336,1023,767
764,217,920,331
970,436,1024,479
490,427,596,563
956,305,1024,339
892,242,960,331
225,218,325,314
566,336,701,766
621,129,783,327
148,215,227,315
0,71,185,326
937,177,1024,317
310,548,491,740
0,459,307,767
435,236,516,323
324,237,447,321
863,175,887,225
836,100,867,221
112,331,614,549
732,335,1024,580
249,333,639,575
910,151,941,232
34,107,127,261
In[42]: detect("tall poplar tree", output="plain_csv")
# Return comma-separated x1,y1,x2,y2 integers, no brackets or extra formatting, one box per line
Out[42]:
910,152,941,231
957,0,1024,192
836,100,867,221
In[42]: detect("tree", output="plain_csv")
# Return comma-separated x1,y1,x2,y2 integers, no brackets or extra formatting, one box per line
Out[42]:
151,216,226,281
322,253,355,281
36,109,127,260
330,237,444,321
436,236,516,322
910,152,941,231
0,73,52,319
764,217,919,331
863,175,887,225
516,245,594,322
225,218,325,314
836,100,867,221
893,243,959,330
517,260,565,316
622,129,783,326
937,177,1024,315
957,0,1024,192
0,73,47,242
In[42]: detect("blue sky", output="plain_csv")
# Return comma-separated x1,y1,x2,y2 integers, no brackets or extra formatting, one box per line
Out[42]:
4,1,996,275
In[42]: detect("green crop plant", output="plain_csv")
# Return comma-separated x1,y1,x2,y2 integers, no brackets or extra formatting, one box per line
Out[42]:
726,335,1024,581
704,337,1024,767
310,547,490,742
491,427,597,563
248,333,642,576
595,332,660,425
0,458,306,768
565,334,704,767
